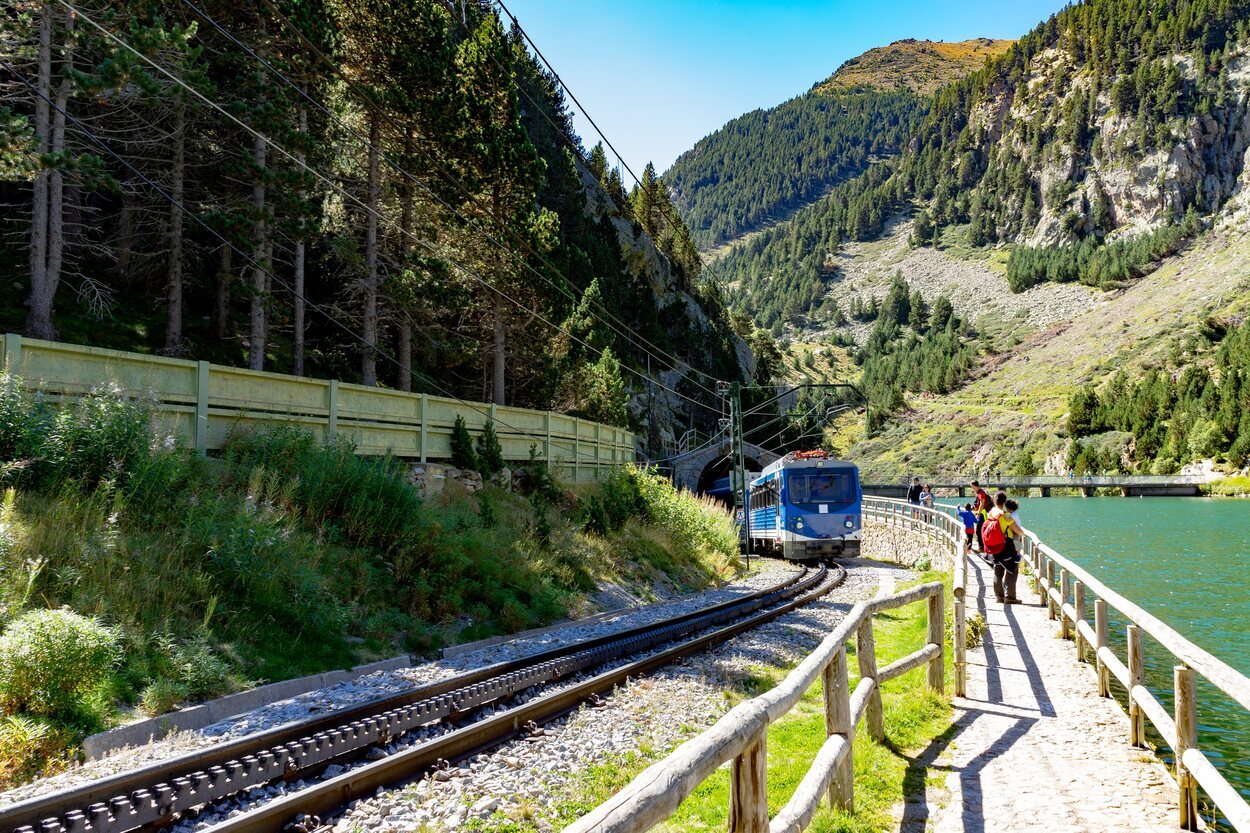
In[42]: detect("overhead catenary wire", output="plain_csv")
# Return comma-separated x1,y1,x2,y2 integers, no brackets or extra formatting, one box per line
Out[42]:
491,0,707,270
58,0,725,419
2,61,615,467
221,0,724,398
439,0,726,386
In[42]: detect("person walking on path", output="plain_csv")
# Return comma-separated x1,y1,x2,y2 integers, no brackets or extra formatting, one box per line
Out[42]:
921,484,935,508
957,503,978,549
985,492,1025,604
970,480,992,552
906,477,923,505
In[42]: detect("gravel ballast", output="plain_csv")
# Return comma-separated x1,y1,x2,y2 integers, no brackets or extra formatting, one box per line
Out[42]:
0,563,799,807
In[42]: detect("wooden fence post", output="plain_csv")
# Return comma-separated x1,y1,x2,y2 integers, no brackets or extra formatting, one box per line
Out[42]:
728,730,768,833
927,591,945,694
194,360,210,455
1094,599,1109,697
418,393,428,463
823,647,853,811
2,332,20,372
1046,561,1057,619
1073,580,1086,661
573,417,581,483
856,618,885,742
1175,665,1198,830
1128,625,1145,747
954,544,967,698
1059,569,1071,639
544,411,552,470
326,379,339,441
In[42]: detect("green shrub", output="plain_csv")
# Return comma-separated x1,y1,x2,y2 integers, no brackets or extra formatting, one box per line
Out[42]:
138,677,187,716
222,426,427,555
0,608,121,719
581,467,644,535
631,466,739,566
476,420,505,478
0,372,41,473
0,714,72,788
41,383,151,490
450,415,479,471
203,481,347,639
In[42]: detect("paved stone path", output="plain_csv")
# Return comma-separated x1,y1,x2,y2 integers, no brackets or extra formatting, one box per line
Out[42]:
904,555,1180,833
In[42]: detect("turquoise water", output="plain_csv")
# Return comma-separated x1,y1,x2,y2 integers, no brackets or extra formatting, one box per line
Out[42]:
938,496,1250,808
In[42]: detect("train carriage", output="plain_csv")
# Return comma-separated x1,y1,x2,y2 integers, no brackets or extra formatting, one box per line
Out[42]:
747,451,861,562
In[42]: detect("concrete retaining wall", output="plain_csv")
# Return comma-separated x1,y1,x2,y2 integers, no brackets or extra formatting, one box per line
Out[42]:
82,655,412,760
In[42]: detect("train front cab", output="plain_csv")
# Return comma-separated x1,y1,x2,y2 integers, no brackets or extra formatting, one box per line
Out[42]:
781,462,861,562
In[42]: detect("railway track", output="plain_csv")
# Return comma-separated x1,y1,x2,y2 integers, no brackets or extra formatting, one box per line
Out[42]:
3,564,843,833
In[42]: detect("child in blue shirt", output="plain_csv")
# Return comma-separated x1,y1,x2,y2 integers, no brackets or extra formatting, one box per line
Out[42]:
957,503,978,549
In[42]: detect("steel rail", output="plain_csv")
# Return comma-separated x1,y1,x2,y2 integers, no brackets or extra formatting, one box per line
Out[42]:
205,566,845,833
4,567,825,833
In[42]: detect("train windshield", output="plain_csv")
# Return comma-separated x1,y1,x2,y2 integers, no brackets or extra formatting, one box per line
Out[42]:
787,470,856,505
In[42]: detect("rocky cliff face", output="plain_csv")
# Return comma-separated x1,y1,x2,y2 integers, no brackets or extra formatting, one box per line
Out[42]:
575,161,755,452
960,43,1250,247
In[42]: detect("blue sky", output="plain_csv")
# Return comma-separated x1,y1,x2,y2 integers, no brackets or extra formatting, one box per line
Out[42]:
504,0,1069,177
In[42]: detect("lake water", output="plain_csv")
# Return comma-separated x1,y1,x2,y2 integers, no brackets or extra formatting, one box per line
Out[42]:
937,496,1250,810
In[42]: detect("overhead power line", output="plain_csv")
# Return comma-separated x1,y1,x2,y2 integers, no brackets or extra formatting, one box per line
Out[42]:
492,0,706,268
60,0,724,419
3,59,617,466
233,0,723,397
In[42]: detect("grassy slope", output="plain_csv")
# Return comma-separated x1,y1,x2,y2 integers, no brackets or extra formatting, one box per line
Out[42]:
848,227,1250,479
814,39,1015,96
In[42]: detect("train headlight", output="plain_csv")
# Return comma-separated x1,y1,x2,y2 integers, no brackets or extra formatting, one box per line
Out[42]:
795,518,804,530
844,519,854,529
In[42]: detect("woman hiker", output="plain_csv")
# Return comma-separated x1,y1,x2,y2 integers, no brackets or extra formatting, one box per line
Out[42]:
984,492,1025,604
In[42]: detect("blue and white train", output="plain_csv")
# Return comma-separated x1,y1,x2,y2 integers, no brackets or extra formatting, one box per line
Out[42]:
747,451,862,562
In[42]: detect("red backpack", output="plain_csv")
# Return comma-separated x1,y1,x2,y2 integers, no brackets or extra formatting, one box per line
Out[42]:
981,515,1007,555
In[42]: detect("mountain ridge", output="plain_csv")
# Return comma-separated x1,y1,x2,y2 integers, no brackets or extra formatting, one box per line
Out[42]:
814,37,1015,96
663,37,1011,252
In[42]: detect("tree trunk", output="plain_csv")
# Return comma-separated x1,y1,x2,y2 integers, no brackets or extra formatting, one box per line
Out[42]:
24,2,53,340
492,292,506,406
247,104,267,371
361,112,381,387
163,97,186,355
397,322,412,392
292,104,307,377
396,125,414,392
491,184,506,406
214,243,232,339
117,188,134,277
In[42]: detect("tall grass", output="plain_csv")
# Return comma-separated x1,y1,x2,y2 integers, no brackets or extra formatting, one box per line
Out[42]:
0,374,742,787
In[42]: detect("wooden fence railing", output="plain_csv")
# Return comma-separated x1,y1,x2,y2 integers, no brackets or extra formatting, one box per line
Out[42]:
0,333,634,484
564,579,946,833
865,495,1250,832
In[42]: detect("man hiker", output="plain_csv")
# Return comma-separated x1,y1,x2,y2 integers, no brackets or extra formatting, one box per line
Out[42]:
906,476,923,505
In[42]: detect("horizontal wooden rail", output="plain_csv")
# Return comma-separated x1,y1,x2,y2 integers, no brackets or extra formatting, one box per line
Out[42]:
565,580,946,833
867,493,1250,832
1,333,634,483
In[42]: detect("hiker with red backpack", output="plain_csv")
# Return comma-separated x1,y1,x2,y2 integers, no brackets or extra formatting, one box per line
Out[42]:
982,492,1025,604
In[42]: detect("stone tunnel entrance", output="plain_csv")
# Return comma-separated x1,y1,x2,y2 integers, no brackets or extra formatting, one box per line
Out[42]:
670,441,781,499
